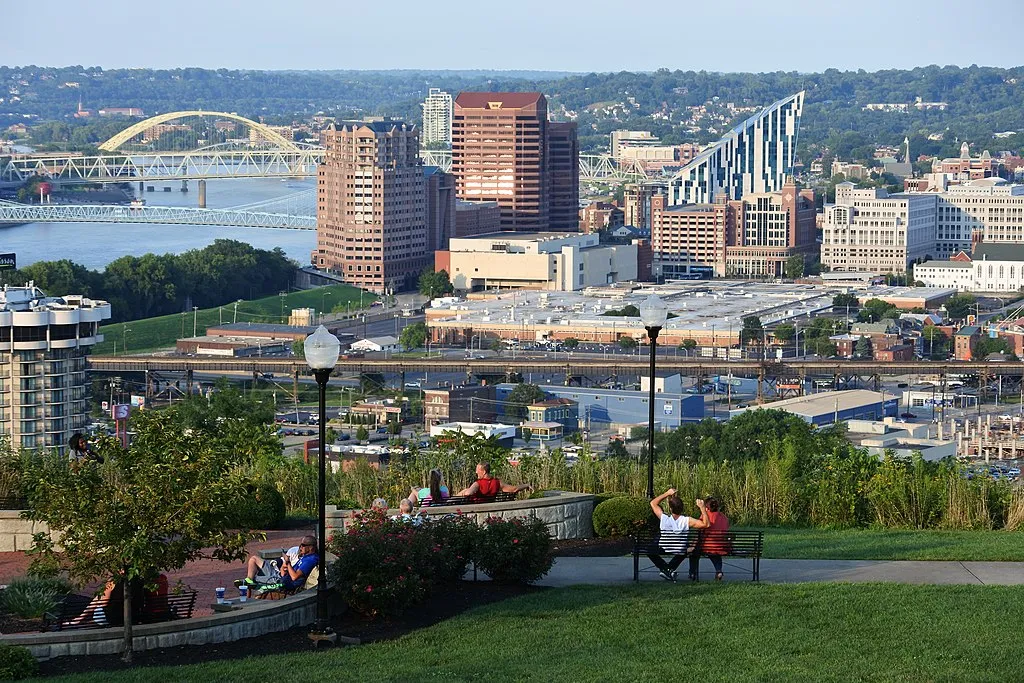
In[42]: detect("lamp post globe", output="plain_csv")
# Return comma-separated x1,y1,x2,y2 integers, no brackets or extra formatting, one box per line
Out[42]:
304,325,341,370
639,294,669,329
303,325,340,643
639,294,668,499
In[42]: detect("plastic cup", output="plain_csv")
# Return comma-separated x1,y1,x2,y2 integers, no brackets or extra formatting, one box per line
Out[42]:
216,587,226,604
238,585,248,602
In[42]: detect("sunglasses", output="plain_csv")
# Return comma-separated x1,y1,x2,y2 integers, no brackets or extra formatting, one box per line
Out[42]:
300,543,313,548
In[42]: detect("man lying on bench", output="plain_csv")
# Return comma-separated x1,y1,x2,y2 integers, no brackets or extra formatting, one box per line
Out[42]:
236,535,318,595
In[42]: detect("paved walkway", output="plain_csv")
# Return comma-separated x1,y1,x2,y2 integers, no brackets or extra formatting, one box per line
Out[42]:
537,556,1024,587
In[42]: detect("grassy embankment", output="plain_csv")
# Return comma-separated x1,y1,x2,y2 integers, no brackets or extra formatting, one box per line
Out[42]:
93,284,365,355
50,583,1024,682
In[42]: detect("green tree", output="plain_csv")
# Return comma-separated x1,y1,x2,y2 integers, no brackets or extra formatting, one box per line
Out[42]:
521,427,533,443
773,324,795,343
562,337,580,350
418,269,454,299
922,326,949,360
399,322,427,351
832,293,859,308
618,336,638,350
291,340,305,360
356,425,369,442
23,411,254,663
975,336,1014,359
944,293,977,321
785,255,805,280
807,337,838,357
858,298,899,323
680,339,698,355
507,383,546,419
854,336,873,359
740,316,764,346
325,427,338,444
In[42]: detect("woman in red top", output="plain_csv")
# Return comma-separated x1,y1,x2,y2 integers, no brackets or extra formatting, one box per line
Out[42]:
688,496,729,581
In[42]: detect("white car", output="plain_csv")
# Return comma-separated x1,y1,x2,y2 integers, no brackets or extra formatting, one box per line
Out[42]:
404,381,422,388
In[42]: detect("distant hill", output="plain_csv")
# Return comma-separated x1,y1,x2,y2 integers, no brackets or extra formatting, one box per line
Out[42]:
2,65,1022,158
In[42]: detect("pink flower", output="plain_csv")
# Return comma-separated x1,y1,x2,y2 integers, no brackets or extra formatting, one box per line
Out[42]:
513,539,519,544
366,585,373,593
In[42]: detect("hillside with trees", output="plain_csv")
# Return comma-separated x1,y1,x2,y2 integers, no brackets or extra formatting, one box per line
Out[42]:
2,65,1022,159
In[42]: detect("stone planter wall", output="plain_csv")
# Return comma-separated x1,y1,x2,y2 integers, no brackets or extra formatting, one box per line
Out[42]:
0,591,317,661
0,511,48,552
326,491,595,540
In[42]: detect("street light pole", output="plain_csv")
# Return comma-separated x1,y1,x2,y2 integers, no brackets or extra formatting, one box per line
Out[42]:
640,294,669,499
303,325,341,645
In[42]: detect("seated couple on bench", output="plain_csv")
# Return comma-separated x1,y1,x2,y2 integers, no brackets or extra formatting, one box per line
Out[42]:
647,488,730,582
405,464,533,508
236,535,319,596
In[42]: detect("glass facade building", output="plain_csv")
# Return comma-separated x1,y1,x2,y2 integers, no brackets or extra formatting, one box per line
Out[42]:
668,91,805,206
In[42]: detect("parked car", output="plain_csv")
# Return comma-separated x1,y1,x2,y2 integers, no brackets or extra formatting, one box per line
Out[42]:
338,433,350,441
404,381,422,388
377,427,389,434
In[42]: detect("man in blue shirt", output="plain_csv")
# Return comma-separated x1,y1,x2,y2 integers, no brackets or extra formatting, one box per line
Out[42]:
236,535,319,592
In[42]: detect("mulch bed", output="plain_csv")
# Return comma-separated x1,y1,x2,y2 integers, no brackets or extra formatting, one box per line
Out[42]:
551,536,632,557
37,581,541,677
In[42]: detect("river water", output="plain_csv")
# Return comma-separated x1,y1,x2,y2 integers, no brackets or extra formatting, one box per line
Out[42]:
0,178,317,269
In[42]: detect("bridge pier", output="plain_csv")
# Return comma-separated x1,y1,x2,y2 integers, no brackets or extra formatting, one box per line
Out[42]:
180,179,188,193
138,181,144,194
197,180,207,208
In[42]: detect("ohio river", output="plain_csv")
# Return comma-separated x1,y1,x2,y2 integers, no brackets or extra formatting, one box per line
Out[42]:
0,178,317,269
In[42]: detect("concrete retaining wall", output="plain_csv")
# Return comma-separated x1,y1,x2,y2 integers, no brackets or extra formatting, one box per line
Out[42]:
0,511,48,552
0,592,317,660
327,491,595,540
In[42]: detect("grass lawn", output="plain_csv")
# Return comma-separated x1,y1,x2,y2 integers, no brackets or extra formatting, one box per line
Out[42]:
93,284,365,354
762,527,1024,561
50,583,1022,682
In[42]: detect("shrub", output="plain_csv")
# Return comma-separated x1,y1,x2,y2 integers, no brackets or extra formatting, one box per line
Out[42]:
0,644,37,681
593,492,628,507
592,496,652,538
474,515,553,584
330,497,362,510
0,576,72,619
425,513,479,582
229,482,286,529
328,509,433,617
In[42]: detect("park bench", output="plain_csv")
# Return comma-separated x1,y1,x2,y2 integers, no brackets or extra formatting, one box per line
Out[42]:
44,589,198,631
632,529,764,582
422,491,517,508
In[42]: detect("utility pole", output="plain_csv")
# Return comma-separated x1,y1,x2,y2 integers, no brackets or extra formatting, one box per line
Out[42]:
193,306,199,338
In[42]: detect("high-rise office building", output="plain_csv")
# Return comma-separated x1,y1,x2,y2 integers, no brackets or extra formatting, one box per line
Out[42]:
452,92,580,232
0,284,110,452
421,88,453,148
668,91,805,205
312,119,430,294
821,183,938,274
651,181,817,278
452,92,549,231
424,167,456,253
547,121,580,232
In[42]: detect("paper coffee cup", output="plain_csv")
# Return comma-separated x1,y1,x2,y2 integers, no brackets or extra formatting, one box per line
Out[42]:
216,587,226,604
239,585,248,602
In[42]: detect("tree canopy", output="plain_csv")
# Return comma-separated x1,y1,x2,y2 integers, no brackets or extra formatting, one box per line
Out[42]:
506,383,546,419
399,322,427,351
418,269,454,300
23,410,257,661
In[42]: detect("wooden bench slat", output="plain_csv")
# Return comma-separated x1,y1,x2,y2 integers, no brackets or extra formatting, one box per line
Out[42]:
45,589,198,630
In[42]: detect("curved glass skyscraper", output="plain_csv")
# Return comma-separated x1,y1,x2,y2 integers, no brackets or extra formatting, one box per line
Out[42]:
668,91,804,206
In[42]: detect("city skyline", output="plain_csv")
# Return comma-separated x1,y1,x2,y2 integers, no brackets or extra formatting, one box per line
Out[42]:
3,0,1021,73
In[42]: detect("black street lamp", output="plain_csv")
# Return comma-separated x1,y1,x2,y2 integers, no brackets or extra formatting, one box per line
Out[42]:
303,325,340,643
640,294,669,499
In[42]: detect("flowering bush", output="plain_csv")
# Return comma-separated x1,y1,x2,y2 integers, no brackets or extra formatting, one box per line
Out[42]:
474,515,553,584
426,513,480,583
327,509,433,617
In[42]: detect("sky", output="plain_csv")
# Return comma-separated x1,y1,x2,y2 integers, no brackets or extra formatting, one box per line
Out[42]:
4,0,1023,73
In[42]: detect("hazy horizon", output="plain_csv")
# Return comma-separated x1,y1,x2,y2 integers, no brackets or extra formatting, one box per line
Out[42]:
4,0,1022,73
